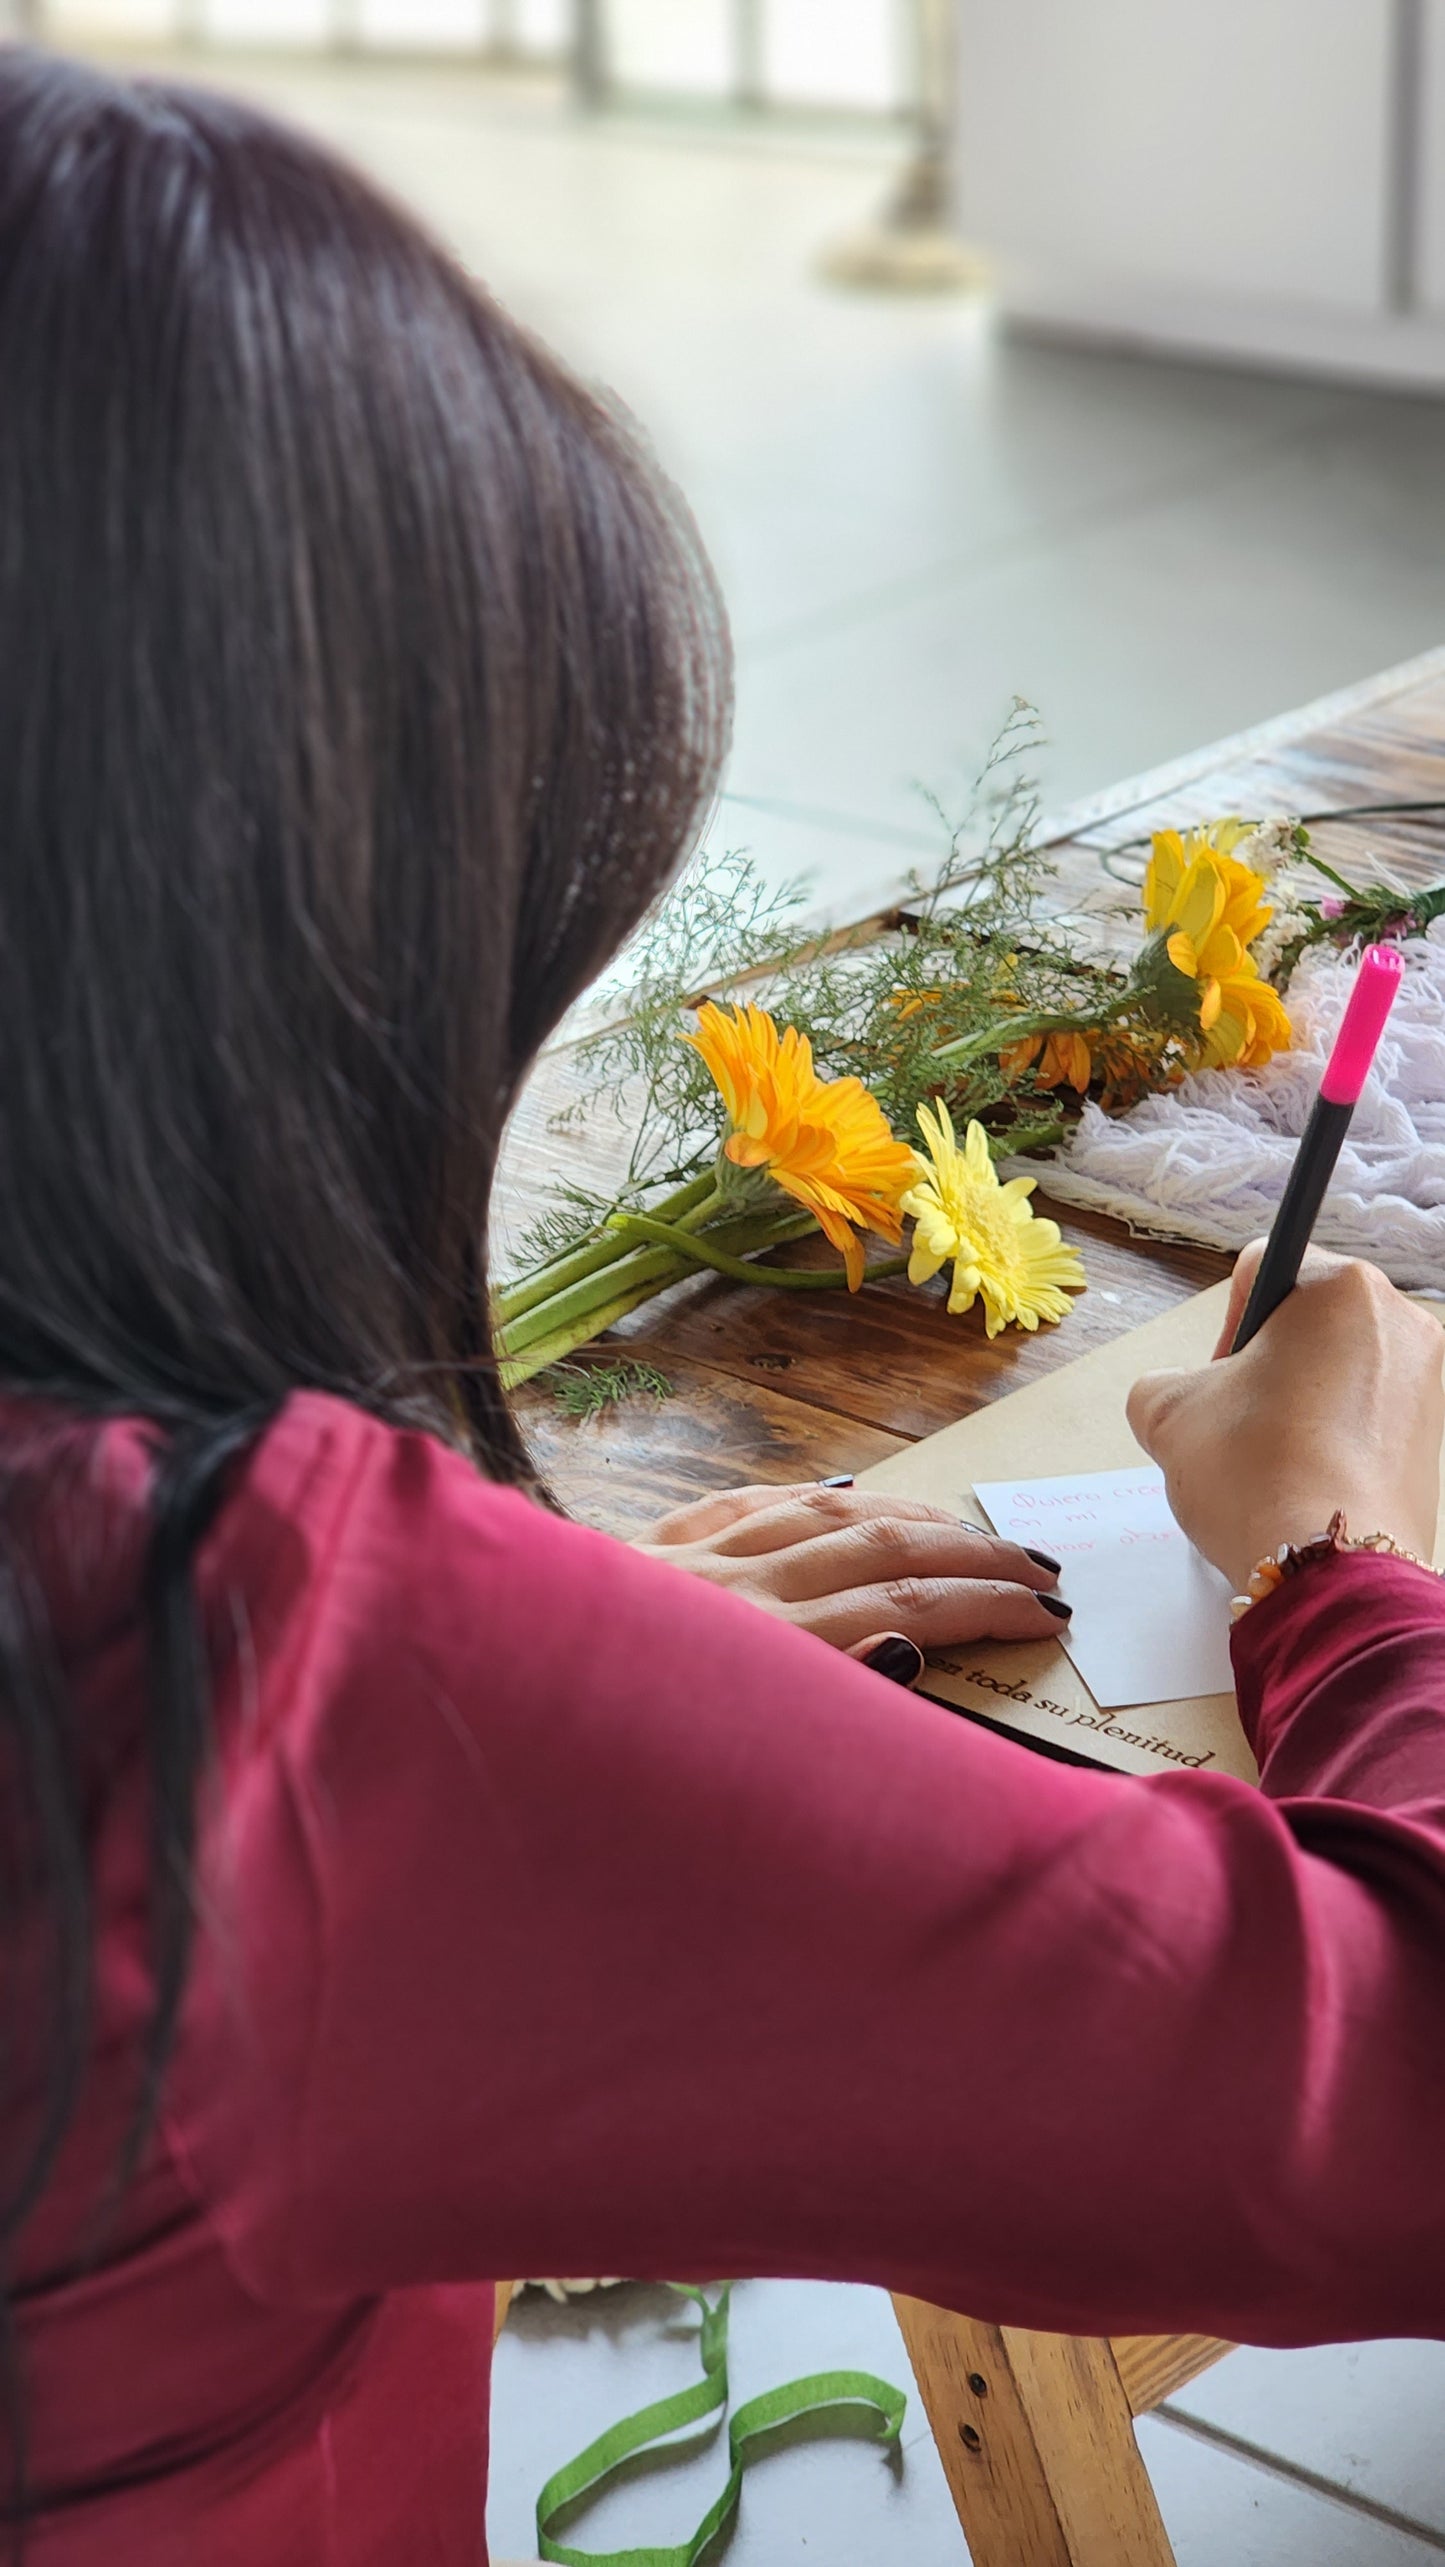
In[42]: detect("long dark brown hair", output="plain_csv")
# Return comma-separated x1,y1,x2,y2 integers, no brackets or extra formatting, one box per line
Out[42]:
0,39,730,2464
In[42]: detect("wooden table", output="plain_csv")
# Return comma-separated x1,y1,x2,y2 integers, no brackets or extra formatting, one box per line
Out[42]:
496,649,1445,2567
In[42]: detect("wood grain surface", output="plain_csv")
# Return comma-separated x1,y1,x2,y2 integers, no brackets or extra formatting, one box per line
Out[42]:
891,2300,1177,2567
1111,2334,1234,2418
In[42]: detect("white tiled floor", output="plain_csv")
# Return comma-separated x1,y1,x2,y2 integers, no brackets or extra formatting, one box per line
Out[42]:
79,46,1445,2561
1137,2408,1445,2566
488,2280,1445,2564
1164,2337,1445,2540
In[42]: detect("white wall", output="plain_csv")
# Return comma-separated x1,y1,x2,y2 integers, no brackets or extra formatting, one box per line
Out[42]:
956,0,1396,315
1415,0,1445,314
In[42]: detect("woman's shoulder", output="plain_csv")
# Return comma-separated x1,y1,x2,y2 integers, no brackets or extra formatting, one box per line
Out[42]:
210,1388,562,1654
237,1388,544,1564
205,1389,655,1764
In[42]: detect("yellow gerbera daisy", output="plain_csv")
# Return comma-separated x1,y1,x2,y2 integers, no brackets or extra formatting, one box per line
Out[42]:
1143,827,1291,1070
1199,967,1292,1069
901,1102,1086,1337
1144,824,1275,956
687,1001,917,1289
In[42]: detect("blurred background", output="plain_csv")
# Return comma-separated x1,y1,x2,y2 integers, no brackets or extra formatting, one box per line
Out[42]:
10,0,1445,931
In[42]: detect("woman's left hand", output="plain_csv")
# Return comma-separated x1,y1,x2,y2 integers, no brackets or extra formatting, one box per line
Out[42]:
635,1481,1070,1681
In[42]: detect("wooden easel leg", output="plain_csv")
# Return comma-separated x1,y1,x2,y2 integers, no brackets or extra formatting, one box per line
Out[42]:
890,2297,1177,2567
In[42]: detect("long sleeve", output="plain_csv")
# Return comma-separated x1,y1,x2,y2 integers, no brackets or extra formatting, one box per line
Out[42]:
173,1397,1445,2350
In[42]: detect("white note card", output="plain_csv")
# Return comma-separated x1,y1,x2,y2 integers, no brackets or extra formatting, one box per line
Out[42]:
971,1466,1235,1711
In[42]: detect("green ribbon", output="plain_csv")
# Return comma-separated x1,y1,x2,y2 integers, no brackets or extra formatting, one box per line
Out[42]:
535,2285,906,2567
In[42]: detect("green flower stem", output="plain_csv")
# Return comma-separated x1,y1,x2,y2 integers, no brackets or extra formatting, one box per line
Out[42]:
706,1207,819,1259
1001,1114,1067,1158
495,1174,719,1324
928,1003,1123,1070
1304,851,1364,900
499,1267,695,1391
498,1237,697,1359
496,1206,817,1383
497,1187,732,1356
608,1213,908,1293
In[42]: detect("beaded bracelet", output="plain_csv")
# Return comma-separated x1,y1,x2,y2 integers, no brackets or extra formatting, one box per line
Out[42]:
1229,1508,1437,1624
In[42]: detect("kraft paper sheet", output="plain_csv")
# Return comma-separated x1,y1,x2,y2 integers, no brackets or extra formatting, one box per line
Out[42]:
858,1282,1445,1783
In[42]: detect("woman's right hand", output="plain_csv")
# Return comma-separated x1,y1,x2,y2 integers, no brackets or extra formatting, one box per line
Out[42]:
1128,1245,1445,1595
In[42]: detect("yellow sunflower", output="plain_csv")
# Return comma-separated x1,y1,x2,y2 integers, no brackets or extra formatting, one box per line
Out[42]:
901,1102,1086,1337
687,1001,917,1290
1143,827,1291,1070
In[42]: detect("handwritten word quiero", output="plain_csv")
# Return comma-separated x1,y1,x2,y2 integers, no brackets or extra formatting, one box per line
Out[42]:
970,1465,1236,1711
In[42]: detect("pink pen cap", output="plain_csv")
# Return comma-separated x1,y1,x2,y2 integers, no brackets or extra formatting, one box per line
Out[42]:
1318,943,1405,1106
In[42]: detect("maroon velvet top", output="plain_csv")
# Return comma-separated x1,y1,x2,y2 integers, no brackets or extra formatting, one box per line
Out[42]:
15,1391,1445,2561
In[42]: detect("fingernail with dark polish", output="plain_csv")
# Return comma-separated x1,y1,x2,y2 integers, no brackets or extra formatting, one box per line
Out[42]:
818,1473,855,1489
1037,1593,1073,1620
864,1635,925,1686
1024,1546,1062,1574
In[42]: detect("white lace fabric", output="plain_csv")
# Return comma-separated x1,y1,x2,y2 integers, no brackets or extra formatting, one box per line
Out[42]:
1021,924,1445,1291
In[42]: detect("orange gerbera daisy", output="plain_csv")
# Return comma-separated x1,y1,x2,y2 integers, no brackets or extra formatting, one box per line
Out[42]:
999,1028,1095,1093
687,1001,916,1289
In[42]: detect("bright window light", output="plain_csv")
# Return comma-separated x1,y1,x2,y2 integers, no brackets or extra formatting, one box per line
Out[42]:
606,0,734,96
762,0,901,110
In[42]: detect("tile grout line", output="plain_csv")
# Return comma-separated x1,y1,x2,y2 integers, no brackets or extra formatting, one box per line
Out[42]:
1153,2403,1445,2553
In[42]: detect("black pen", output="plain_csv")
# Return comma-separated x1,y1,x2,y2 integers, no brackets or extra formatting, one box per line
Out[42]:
1231,943,1405,1353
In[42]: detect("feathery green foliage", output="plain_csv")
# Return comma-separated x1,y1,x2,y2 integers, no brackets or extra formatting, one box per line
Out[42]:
511,704,1121,1279
543,1359,677,1418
